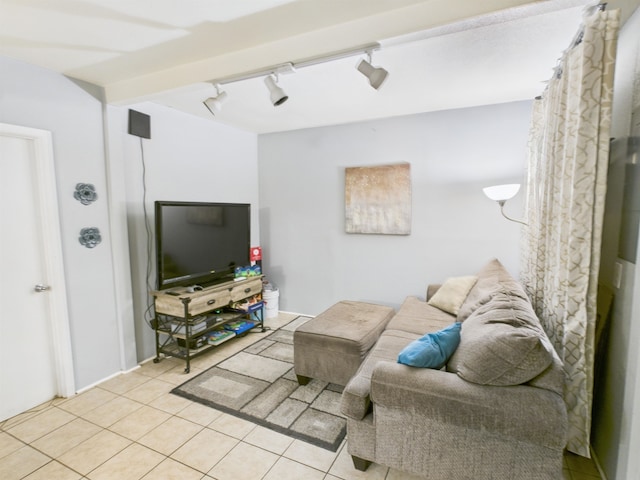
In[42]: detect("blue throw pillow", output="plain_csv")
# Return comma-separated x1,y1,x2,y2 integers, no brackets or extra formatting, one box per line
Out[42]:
397,322,462,369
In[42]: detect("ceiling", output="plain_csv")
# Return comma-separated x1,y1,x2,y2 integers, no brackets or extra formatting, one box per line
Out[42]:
0,0,624,133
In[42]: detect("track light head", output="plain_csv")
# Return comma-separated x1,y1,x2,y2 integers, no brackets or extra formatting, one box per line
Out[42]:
202,85,228,115
264,74,288,106
357,52,388,90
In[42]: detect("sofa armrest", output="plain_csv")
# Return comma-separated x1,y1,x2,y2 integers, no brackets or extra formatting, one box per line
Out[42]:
370,361,567,449
341,373,372,420
426,284,441,301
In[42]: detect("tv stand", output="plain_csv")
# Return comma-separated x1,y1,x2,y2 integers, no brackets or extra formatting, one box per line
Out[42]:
151,276,264,373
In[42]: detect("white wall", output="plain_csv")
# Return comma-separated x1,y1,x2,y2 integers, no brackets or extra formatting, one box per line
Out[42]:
0,57,125,389
258,101,531,315
0,56,262,385
591,5,640,480
112,102,260,362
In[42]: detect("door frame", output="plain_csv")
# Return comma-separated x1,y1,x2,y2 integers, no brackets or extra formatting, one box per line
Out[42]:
1,122,75,398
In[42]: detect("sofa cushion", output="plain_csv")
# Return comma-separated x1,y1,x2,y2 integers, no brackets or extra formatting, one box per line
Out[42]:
448,290,554,386
427,276,478,315
456,258,527,322
386,296,455,335
341,329,419,420
397,322,461,369
527,349,565,395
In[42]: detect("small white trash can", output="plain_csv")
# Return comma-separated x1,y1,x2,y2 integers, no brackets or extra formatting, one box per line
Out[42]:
263,288,280,318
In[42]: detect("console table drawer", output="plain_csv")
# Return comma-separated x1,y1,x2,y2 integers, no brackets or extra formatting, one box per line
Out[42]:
189,290,232,316
153,278,263,317
230,278,262,302
154,289,231,317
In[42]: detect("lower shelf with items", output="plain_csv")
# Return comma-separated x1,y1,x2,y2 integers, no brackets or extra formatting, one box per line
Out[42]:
154,306,264,373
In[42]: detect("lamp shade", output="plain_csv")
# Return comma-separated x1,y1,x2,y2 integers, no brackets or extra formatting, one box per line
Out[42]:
482,184,521,202
357,59,388,90
264,75,288,106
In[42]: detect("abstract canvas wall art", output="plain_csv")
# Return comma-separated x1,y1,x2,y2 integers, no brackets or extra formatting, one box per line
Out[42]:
345,163,411,235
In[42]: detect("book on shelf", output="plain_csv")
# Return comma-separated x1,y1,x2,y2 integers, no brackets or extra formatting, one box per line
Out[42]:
246,301,264,313
230,297,264,312
223,320,257,335
206,329,236,345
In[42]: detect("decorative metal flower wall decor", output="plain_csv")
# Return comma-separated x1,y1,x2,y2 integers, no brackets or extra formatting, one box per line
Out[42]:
74,183,98,205
79,227,102,248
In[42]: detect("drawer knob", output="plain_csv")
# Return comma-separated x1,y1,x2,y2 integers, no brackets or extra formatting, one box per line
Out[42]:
207,299,216,305
244,288,251,293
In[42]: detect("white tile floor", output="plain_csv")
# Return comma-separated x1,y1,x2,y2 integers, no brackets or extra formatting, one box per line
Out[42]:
1,312,602,480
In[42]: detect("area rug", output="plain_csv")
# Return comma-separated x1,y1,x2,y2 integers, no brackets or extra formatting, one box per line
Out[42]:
171,316,346,451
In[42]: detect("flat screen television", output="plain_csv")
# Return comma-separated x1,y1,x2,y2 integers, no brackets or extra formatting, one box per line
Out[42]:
155,201,250,290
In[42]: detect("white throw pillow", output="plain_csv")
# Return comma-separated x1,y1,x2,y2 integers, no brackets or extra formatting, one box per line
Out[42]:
428,276,478,315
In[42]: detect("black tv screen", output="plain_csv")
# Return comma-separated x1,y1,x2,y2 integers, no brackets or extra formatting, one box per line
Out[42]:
155,201,250,289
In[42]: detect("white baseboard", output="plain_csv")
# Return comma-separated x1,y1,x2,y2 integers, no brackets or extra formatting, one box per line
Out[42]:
278,309,315,317
139,355,160,365
74,364,141,395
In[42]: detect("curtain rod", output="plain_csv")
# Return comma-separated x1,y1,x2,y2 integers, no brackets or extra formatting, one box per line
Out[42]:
571,3,608,47
535,2,608,97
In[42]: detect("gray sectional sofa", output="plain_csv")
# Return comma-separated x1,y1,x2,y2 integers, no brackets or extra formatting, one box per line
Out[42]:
340,259,568,479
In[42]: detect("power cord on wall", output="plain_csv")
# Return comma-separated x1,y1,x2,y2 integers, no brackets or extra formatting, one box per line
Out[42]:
139,137,155,329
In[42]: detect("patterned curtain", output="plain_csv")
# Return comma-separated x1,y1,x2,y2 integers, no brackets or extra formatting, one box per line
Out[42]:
521,7,620,458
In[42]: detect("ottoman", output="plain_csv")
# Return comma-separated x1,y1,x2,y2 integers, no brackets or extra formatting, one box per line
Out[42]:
294,300,395,386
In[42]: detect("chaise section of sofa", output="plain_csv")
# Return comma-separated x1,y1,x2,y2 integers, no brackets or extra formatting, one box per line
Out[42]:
340,296,454,420
340,259,568,479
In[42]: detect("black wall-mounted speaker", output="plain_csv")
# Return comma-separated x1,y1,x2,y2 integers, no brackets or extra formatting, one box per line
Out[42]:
128,109,151,139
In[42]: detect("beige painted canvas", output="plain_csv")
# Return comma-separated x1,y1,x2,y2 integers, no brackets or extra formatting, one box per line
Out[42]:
345,163,411,234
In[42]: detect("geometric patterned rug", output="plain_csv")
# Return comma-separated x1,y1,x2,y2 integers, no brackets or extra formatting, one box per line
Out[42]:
171,316,346,451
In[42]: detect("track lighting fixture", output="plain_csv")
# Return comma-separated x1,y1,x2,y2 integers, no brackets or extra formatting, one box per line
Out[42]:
202,84,228,115
356,51,389,90
264,74,288,106
201,43,389,112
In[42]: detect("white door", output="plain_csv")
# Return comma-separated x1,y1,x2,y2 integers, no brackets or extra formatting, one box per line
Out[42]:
0,124,74,421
